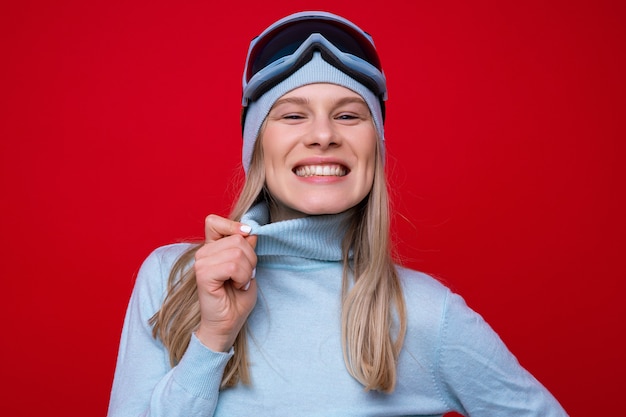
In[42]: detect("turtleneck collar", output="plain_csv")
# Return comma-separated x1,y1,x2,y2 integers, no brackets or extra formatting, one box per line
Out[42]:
240,202,352,266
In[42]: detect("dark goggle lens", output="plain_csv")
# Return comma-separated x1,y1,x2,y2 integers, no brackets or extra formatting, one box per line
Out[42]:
246,19,381,83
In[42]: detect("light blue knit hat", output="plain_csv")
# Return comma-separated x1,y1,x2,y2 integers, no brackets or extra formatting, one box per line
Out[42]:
242,52,385,174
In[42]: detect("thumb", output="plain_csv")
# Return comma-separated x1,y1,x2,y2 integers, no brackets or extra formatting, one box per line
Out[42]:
245,234,258,249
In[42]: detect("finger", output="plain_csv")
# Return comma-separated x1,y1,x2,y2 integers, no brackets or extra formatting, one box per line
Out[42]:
245,234,257,249
242,273,257,291
208,248,256,292
204,214,253,242
196,234,257,266
196,257,255,291
221,256,255,289
241,264,257,291
195,237,257,289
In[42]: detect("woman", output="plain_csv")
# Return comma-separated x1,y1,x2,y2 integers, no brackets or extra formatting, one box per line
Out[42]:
108,11,568,416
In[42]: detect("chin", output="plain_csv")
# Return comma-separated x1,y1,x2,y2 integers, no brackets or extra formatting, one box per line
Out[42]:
301,205,353,216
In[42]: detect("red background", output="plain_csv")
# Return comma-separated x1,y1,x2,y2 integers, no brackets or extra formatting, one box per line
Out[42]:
1,1,624,415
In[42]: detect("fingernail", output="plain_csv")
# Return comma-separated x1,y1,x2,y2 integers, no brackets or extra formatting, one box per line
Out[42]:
243,280,251,291
240,224,252,234
251,268,256,279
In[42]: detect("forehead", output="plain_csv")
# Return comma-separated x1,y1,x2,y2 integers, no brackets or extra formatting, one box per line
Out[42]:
279,83,364,101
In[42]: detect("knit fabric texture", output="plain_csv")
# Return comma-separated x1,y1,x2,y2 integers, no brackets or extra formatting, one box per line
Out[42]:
108,203,569,416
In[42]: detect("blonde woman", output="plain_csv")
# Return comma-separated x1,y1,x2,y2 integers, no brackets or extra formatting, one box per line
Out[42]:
108,11,568,416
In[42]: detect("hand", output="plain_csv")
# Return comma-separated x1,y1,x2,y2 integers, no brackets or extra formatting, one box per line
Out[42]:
193,214,257,352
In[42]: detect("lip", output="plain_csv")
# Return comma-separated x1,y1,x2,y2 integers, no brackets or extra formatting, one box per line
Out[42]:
293,157,351,170
292,157,351,177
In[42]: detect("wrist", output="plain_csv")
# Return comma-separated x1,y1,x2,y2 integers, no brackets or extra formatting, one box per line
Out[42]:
194,327,235,353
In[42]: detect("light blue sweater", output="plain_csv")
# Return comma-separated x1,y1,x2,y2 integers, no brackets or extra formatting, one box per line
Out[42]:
108,203,568,416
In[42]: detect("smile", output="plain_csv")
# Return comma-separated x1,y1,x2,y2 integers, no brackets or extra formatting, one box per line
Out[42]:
294,164,348,177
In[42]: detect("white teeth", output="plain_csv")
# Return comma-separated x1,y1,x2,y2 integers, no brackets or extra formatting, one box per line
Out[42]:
294,164,347,177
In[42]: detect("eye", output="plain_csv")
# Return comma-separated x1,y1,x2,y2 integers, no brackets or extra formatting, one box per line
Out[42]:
334,102,370,122
283,114,305,120
336,113,359,120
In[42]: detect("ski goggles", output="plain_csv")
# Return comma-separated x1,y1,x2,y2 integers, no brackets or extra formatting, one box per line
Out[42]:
241,11,388,108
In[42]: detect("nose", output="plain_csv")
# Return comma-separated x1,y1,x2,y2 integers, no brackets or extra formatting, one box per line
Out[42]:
304,115,340,149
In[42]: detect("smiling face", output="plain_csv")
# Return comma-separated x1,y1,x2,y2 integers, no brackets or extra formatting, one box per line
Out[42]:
260,83,378,221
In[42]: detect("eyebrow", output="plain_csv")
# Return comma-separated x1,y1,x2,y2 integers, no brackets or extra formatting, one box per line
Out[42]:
272,96,310,107
333,96,368,107
271,96,367,108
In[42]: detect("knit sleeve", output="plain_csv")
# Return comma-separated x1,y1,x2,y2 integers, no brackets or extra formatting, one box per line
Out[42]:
436,292,569,417
107,244,233,417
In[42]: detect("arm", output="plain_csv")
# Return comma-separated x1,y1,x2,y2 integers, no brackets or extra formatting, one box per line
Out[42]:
107,244,234,417
436,292,569,416
108,213,257,417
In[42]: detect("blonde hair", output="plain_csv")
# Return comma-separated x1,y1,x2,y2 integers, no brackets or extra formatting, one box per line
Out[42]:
150,135,407,393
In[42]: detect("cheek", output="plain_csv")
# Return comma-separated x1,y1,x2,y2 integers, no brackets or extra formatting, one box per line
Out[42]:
260,141,285,192
362,136,378,171
350,140,377,197
260,135,277,170
262,146,283,177
364,139,379,188
260,125,290,162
